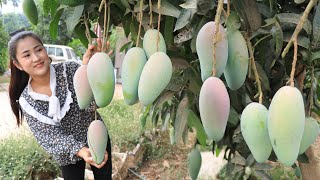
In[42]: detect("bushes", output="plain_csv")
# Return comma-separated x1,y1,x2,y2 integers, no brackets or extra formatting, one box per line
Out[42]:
0,21,9,75
0,133,60,179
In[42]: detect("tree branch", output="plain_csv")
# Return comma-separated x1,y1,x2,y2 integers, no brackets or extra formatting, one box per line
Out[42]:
281,0,318,59
246,34,263,104
212,0,224,77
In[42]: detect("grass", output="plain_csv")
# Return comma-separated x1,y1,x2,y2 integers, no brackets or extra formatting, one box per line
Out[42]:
0,132,60,179
98,100,148,152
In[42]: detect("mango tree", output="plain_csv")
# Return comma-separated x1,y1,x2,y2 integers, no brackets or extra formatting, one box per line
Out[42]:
19,0,320,179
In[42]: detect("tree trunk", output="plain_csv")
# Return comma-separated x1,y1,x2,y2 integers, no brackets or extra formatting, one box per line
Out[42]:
299,134,320,179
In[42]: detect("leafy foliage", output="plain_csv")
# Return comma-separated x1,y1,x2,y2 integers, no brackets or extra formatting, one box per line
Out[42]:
0,133,60,179
0,20,9,74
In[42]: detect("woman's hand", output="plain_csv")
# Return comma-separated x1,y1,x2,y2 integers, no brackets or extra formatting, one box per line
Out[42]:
76,146,109,169
82,38,113,65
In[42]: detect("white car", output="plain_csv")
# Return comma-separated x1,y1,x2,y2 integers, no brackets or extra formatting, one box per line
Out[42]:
44,44,82,64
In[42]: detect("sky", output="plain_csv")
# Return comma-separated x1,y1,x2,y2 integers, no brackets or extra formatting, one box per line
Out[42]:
0,2,23,14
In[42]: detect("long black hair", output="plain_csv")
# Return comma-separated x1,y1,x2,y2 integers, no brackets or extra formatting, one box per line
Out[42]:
8,31,44,126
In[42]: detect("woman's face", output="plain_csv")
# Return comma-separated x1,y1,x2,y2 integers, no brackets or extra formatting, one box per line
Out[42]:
14,36,50,78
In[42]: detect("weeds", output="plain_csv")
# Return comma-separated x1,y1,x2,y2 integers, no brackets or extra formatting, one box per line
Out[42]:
0,132,60,179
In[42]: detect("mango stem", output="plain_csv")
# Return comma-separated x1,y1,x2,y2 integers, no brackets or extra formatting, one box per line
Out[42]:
246,34,263,104
149,0,153,29
289,38,298,87
136,0,143,47
157,0,161,52
212,0,224,77
84,13,92,45
308,66,314,117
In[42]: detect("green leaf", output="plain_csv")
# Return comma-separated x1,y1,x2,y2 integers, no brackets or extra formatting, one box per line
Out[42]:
251,162,273,170
174,8,196,32
196,0,215,15
191,16,208,53
130,17,139,44
119,41,133,53
231,0,262,32
312,3,320,50
283,33,310,49
297,153,310,163
174,95,189,143
152,0,181,18
226,11,241,32
121,0,131,10
180,0,197,9
255,62,271,91
55,0,86,7
122,14,132,37
227,106,239,128
50,1,60,17
275,13,312,34
43,0,51,16
270,19,283,61
164,16,175,47
174,27,194,44
311,50,320,62
65,5,84,32
187,110,207,146
49,8,64,41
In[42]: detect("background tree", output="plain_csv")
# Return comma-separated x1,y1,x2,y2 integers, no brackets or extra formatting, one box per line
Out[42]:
0,19,9,74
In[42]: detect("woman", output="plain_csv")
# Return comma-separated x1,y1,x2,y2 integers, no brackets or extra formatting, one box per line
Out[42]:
8,31,112,180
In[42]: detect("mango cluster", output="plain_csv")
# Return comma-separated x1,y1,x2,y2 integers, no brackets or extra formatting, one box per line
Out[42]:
73,52,115,109
121,29,172,106
197,21,249,143
195,21,319,168
241,86,319,166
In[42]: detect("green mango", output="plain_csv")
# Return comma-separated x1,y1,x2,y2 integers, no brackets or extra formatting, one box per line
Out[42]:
73,65,93,109
138,52,172,106
199,77,230,141
87,52,115,108
241,102,272,163
87,120,109,165
299,117,320,154
143,29,166,58
188,147,202,180
121,47,147,105
196,21,228,81
268,86,305,166
224,30,249,90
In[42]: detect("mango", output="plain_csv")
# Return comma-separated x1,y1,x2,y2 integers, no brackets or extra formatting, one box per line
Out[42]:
196,21,228,81
87,120,109,165
299,117,320,154
87,52,115,108
143,29,166,58
224,30,249,90
121,47,147,105
188,147,202,180
22,0,38,25
241,102,272,163
268,86,305,166
138,52,172,106
73,65,93,109
199,77,230,141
